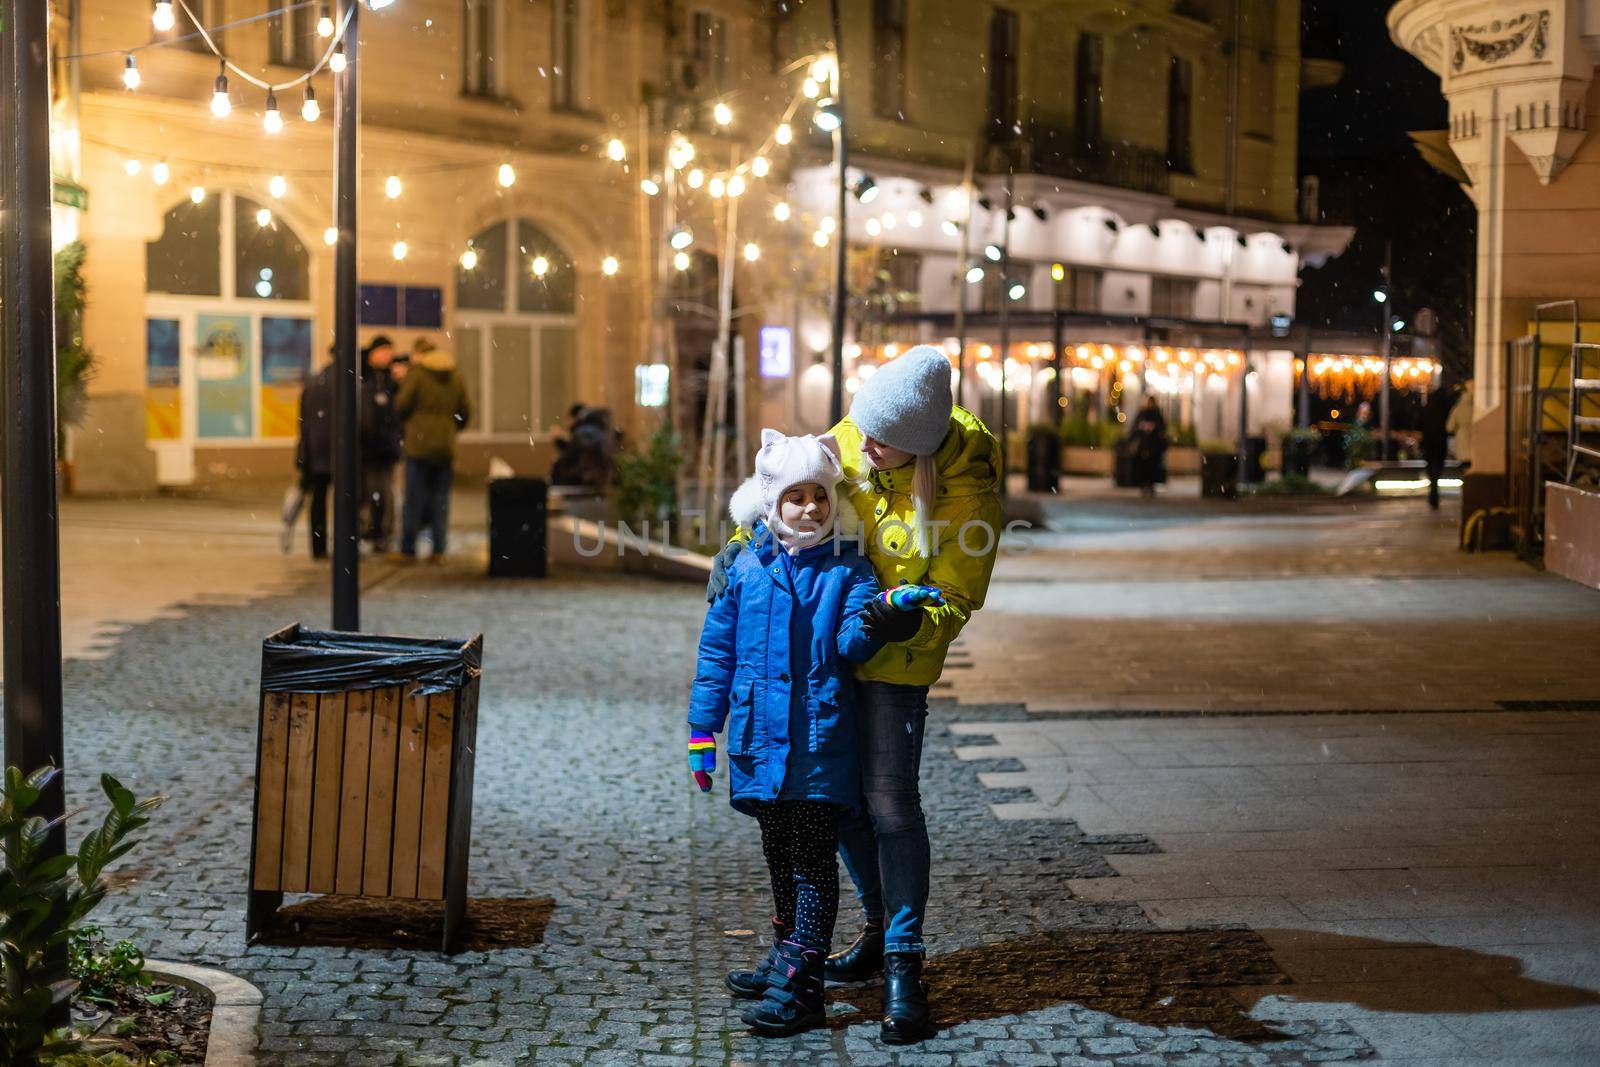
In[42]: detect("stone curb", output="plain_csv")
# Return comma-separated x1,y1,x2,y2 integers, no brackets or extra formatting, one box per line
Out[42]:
147,960,261,1066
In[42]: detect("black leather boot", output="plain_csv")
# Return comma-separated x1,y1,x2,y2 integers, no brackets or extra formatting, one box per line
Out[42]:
726,917,789,999
823,920,884,984
880,951,929,1044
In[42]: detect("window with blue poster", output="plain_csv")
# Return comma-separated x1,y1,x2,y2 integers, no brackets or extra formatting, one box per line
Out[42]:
404,287,443,328
360,284,400,325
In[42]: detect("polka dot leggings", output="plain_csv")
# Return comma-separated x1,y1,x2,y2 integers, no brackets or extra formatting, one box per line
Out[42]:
753,800,845,954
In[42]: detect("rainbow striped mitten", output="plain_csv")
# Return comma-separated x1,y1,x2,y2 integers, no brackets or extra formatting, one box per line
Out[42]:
880,584,945,611
688,731,717,792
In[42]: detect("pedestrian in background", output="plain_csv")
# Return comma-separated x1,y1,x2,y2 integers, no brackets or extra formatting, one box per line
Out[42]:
688,429,938,1037
1421,379,1462,510
394,338,470,563
1130,394,1169,498
360,335,402,550
294,358,335,560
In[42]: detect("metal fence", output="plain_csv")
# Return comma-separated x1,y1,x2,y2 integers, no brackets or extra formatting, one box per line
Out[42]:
1506,300,1584,558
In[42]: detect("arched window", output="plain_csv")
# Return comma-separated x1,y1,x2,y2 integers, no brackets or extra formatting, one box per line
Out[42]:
144,191,314,446
453,218,579,437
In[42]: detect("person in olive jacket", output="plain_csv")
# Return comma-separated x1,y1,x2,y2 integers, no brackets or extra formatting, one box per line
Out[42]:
394,338,471,562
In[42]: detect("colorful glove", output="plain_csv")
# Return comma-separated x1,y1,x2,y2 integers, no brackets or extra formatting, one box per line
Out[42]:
880,584,945,611
688,731,717,792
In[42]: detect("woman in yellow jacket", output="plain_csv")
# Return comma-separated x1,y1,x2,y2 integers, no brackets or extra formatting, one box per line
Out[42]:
708,345,1003,1043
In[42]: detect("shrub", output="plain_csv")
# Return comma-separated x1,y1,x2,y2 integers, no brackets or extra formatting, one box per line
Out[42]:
614,424,682,527
1343,424,1376,469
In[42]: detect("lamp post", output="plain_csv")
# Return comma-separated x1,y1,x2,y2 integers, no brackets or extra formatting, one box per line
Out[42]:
331,0,361,631
827,0,847,426
2,0,70,1009
1376,239,1393,463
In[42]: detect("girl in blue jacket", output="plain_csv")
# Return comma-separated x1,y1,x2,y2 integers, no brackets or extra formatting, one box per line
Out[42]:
687,429,938,1037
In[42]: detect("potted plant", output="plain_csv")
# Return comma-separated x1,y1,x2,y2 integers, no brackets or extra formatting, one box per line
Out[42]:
1343,423,1376,469
54,242,97,496
1200,439,1238,499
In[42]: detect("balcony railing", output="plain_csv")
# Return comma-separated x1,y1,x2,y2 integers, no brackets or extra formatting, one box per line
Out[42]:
997,123,1171,198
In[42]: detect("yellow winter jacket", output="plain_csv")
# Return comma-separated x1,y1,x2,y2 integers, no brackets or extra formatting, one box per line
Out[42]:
829,406,1004,687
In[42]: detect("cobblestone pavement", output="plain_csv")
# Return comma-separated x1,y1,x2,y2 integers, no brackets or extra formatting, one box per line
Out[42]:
10,490,1598,1064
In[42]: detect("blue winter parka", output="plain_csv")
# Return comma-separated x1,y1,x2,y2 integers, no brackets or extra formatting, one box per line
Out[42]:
687,522,883,814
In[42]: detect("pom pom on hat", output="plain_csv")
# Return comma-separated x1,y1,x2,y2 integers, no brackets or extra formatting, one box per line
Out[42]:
848,344,954,456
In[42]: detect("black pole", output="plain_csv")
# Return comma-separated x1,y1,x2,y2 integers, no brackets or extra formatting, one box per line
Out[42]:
828,0,847,426
2,0,70,1011
332,0,361,630
1235,330,1252,489
1050,309,1064,420
996,166,1014,497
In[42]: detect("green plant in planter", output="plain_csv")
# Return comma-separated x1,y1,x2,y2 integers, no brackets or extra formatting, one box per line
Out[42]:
1343,424,1376,469
1169,423,1198,448
0,768,163,1065
614,424,682,529
1285,426,1323,447
1026,422,1061,444
67,928,150,1007
1200,438,1237,456
54,242,98,448
1254,473,1332,496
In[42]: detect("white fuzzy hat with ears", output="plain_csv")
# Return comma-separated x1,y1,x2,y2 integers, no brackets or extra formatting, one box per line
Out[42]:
729,429,845,548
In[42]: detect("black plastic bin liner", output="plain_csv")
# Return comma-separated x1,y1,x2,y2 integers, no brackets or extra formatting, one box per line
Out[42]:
261,624,481,695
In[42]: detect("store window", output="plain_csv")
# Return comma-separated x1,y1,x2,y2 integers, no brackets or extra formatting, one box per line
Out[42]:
143,190,314,443
1151,276,1198,318
987,8,1020,138
269,0,317,69
552,0,585,110
1055,266,1103,314
462,0,500,97
873,0,907,119
454,218,579,437
1167,56,1194,174
1076,33,1103,147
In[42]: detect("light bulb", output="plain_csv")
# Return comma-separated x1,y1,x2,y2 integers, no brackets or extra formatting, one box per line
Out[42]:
211,72,232,118
713,101,733,126
256,207,273,227
263,91,283,134
607,137,626,162
532,255,549,277
803,77,819,99
775,122,793,145
460,247,478,270
907,209,922,228
966,266,984,284
498,162,516,187
190,186,206,204
602,255,619,276
687,168,704,189
819,216,835,234
393,240,408,262
317,4,334,37
123,55,141,90
941,219,960,236
985,244,1002,262
152,1,175,33
709,176,725,198
812,230,829,248
751,156,769,178
773,202,790,222
865,217,881,237
268,175,286,199
674,251,690,272
813,99,842,132
151,161,170,185
385,174,402,199
669,227,694,250
881,213,896,230
743,242,760,262
329,44,347,73
640,177,660,196
302,87,320,122
1009,282,1026,301
124,159,142,177
324,227,338,246
810,56,833,83
727,174,745,197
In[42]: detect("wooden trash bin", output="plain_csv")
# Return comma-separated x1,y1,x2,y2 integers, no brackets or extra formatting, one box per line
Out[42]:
247,624,483,953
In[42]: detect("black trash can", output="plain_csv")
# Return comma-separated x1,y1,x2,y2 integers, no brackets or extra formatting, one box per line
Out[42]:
488,477,548,578
1026,433,1060,493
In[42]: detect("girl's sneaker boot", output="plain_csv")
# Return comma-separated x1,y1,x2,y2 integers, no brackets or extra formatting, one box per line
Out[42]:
742,939,826,1036
725,917,789,999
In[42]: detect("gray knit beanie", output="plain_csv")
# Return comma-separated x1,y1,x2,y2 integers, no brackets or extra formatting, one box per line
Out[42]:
849,344,954,456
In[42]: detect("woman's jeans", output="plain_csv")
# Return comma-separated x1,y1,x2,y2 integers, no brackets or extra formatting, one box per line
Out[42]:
401,457,453,557
836,680,931,956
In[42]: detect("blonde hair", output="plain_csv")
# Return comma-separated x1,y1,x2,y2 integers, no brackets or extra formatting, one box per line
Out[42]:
912,453,940,558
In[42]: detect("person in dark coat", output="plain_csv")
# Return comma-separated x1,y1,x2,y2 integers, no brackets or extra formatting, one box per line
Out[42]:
551,405,619,489
295,361,335,559
394,338,471,561
360,336,402,549
1129,395,1168,497
1420,381,1462,510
